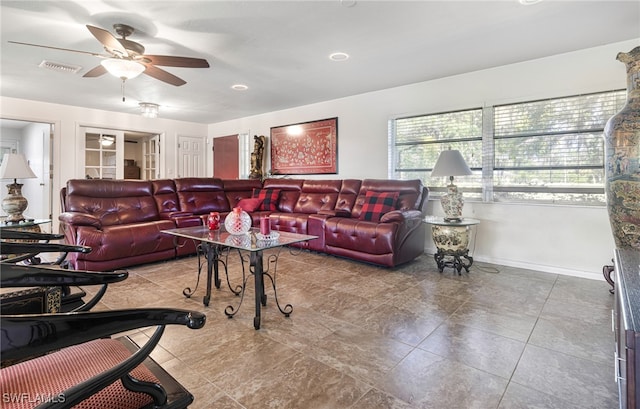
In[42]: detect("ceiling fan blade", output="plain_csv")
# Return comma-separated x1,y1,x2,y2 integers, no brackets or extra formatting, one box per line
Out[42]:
143,55,210,68
143,65,186,86
83,65,107,78
86,24,128,57
8,41,105,57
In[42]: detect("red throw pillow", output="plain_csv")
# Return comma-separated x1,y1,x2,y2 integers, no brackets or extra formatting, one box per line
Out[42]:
252,188,281,211
237,197,263,213
359,191,399,222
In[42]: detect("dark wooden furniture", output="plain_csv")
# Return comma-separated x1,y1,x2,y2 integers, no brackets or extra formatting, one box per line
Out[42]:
0,263,206,408
124,165,141,179
613,248,640,409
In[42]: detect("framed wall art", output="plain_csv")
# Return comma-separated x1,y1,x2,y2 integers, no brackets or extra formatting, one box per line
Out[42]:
270,117,338,175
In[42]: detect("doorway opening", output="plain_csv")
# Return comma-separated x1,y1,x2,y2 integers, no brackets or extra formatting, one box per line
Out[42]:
0,118,53,228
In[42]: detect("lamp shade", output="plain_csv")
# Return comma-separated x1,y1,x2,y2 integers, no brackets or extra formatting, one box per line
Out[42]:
100,58,145,80
0,154,36,180
431,150,472,177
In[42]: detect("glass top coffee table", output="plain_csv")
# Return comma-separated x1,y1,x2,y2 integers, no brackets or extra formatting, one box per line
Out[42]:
162,225,317,329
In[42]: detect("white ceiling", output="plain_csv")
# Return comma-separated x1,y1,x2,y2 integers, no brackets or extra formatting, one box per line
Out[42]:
1,1,638,124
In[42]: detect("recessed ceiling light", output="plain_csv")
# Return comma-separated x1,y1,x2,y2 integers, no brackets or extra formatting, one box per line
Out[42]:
340,0,357,7
518,0,542,4
329,52,349,62
231,84,248,91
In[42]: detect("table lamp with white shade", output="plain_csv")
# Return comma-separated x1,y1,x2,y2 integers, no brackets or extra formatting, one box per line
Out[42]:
0,153,37,222
431,149,472,222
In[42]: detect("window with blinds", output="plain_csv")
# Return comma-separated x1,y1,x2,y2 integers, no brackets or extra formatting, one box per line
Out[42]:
391,109,483,198
389,89,626,205
493,90,626,204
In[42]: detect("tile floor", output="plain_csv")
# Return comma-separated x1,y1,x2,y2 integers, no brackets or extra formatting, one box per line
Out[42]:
89,250,618,409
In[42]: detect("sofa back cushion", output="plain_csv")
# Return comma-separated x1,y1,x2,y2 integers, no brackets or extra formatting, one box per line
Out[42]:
335,179,362,214
174,178,230,214
65,179,159,226
222,179,263,209
262,179,303,212
151,179,180,215
352,179,424,219
293,180,341,214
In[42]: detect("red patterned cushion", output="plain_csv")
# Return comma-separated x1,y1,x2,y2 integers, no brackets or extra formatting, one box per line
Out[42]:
237,197,263,212
252,188,281,211
359,191,399,222
0,338,159,409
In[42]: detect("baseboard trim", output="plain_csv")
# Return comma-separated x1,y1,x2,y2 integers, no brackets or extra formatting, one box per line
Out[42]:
423,248,604,281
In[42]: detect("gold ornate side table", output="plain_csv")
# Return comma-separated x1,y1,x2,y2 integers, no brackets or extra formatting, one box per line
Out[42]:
424,217,480,274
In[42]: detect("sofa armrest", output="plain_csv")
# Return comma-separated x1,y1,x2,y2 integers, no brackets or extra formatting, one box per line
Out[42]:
380,209,422,223
159,211,194,220
317,209,352,218
59,212,102,229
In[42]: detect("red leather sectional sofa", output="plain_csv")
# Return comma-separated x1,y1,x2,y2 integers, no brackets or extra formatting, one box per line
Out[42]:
59,178,428,271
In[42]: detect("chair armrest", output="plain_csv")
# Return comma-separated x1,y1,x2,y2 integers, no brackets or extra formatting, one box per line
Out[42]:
0,230,65,240
1,308,207,362
59,212,102,229
1,263,128,287
1,242,92,256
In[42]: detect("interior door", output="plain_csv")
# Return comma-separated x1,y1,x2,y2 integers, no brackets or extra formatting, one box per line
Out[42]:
213,134,239,179
0,120,52,228
142,134,160,179
81,127,124,179
178,135,205,177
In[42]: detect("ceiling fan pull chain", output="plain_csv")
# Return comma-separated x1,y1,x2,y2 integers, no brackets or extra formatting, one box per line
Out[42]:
121,78,126,102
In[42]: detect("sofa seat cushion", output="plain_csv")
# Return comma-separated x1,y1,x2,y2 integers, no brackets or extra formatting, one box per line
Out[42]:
269,213,309,235
359,191,399,222
324,218,396,255
76,220,176,262
1,338,158,409
252,188,281,211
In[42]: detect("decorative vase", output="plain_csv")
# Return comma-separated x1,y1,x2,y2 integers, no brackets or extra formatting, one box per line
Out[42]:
207,212,220,230
224,207,252,235
604,46,640,250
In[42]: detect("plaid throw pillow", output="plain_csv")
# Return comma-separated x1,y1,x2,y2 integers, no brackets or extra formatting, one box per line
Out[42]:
252,188,281,211
359,191,399,222
237,197,263,212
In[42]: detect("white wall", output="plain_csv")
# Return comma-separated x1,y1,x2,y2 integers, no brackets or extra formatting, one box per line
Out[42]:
0,98,208,223
208,39,640,279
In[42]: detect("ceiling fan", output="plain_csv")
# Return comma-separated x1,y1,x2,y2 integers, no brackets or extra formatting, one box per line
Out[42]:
9,23,210,87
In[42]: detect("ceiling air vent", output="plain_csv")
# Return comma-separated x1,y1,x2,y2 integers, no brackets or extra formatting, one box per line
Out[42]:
38,60,82,74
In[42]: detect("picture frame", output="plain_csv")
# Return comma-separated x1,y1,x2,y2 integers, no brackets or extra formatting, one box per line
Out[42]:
270,117,338,175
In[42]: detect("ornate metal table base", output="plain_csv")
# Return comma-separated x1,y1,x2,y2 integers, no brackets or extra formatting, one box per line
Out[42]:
224,248,292,330
434,250,473,275
163,226,315,330
182,242,241,306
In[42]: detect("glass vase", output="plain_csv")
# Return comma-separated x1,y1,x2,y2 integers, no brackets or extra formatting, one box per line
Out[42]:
224,207,252,235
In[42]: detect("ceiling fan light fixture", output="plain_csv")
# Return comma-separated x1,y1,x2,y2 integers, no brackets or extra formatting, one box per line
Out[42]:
100,58,145,80
139,102,159,118
100,136,115,146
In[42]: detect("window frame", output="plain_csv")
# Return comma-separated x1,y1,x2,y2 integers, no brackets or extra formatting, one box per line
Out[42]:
389,89,626,206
